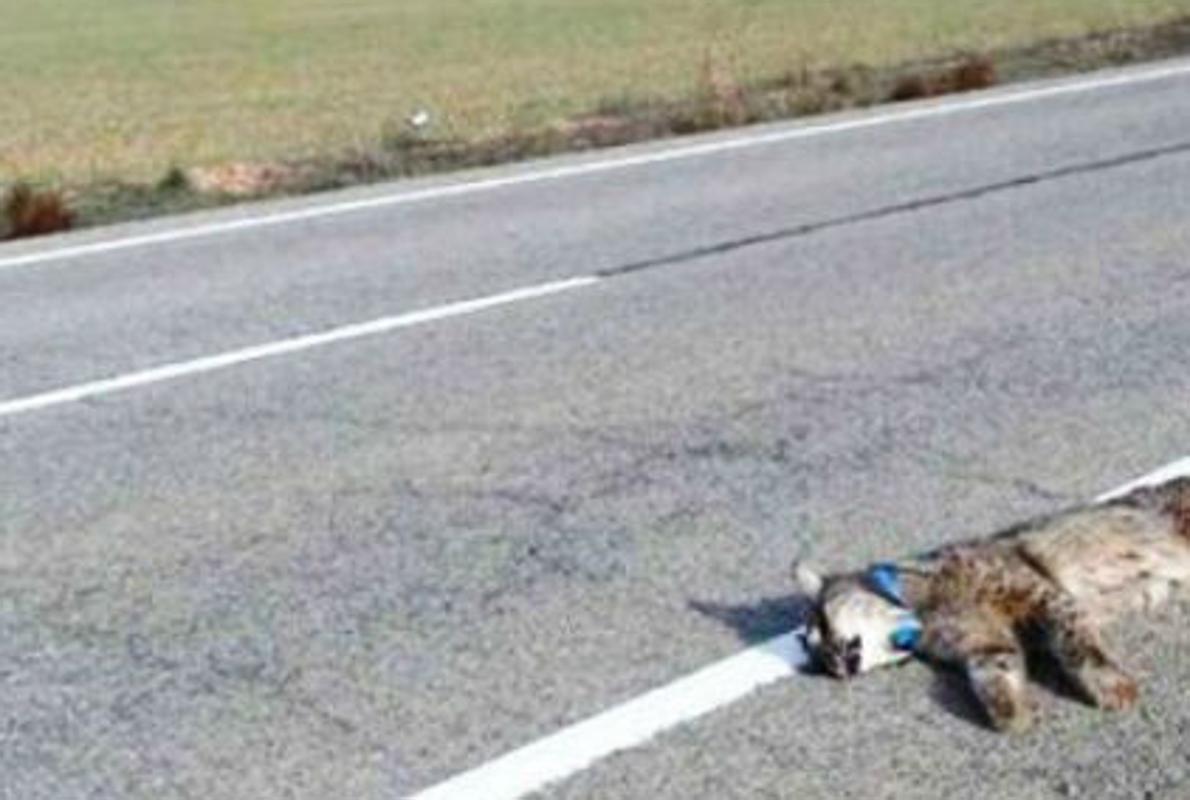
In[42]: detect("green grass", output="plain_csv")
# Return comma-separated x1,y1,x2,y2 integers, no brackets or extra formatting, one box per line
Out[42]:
4,0,1190,186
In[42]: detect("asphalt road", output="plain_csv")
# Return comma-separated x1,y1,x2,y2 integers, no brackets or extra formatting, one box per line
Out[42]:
3,60,1190,800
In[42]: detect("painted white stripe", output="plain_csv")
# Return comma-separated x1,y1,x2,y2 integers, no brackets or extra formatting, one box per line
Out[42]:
409,633,808,800
0,276,598,418
4,59,1190,272
408,458,1190,800
1098,457,1190,501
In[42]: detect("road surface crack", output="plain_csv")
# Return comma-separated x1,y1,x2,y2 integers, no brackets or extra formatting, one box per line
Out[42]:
596,138,1190,279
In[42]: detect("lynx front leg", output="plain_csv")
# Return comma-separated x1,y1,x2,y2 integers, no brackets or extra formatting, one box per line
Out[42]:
920,607,1035,733
1036,593,1138,712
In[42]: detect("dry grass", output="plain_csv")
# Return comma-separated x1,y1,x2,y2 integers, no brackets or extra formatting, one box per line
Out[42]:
2,183,73,240
5,0,1190,188
890,55,999,101
953,56,999,92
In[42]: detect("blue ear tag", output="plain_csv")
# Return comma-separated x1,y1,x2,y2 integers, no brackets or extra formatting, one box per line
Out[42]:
890,616,922,652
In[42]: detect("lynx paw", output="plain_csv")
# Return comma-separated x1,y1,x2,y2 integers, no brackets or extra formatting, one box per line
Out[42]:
981,680,1037,733
969,657,1035,733
1081,667,1139,712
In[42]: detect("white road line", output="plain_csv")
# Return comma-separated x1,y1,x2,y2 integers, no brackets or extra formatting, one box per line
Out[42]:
410,633,808,800
4,59,1190,272
0,276,598,419
407,457,1190,800
1099,457,1190,500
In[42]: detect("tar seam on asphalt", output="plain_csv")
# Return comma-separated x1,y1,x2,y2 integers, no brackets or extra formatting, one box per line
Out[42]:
595,137,1190,279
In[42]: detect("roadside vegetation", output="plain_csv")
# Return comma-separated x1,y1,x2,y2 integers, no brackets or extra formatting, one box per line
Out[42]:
5,1,1190,238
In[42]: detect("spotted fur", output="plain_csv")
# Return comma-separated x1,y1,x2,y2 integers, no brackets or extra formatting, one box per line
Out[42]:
795,477,1190,732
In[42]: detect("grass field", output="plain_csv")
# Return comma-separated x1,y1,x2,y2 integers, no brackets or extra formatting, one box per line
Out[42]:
4,0,1190,188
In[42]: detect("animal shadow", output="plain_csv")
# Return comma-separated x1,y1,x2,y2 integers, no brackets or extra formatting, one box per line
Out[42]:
927,642,1089,730
688,594,822,675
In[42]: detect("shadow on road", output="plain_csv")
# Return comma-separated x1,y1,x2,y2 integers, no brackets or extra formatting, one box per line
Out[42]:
688,594,813,645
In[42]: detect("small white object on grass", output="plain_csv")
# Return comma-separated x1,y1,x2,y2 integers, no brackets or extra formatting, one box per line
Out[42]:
407,109,432,131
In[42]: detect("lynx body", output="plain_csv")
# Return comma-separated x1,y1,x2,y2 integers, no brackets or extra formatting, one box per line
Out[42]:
796,477,1190,731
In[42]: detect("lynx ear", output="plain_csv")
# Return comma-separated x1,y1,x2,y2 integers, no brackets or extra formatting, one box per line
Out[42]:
792,560,825,597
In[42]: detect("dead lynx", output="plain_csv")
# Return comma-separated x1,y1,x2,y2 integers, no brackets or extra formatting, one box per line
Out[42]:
795,476,1190,732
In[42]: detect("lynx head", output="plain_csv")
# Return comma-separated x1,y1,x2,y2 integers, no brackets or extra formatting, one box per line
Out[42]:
793,561,919,678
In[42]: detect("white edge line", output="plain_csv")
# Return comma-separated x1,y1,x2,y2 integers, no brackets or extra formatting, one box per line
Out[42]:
0,276,598,419
5,59,1190,272
1098,457,1190,501
407,456,1190,800
408,633,807,800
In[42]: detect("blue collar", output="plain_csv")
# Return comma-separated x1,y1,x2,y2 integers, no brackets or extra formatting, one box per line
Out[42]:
865,562,922,652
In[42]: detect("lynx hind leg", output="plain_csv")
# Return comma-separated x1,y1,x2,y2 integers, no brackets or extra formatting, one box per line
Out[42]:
1038,592,1138,712
921,607,1035,733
